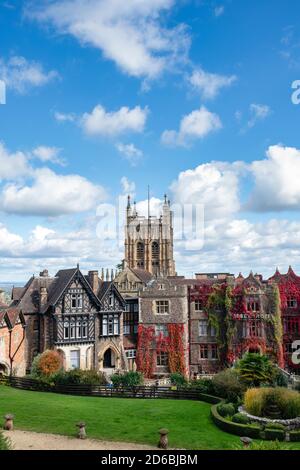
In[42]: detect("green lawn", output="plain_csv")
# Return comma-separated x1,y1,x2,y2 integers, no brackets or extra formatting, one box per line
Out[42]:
1,385,300,450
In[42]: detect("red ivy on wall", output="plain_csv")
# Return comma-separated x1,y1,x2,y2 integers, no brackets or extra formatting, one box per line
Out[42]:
136,324,186,378
136,325,155,378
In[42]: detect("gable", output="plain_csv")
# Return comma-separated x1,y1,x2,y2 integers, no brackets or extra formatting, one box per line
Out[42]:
100,283,125,312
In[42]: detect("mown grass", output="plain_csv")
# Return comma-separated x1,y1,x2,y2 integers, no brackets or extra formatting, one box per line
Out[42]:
1,385,300,450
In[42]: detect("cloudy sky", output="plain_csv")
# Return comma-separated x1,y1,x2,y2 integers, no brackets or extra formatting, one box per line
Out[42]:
1,0,300,281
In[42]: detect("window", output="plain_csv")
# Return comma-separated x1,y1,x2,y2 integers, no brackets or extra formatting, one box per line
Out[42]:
133,324,138,334
243,321,263,338
157,351,168,366
133,303,139,313
152,242,159,259
211,344,218,359
125,349,136,359
33,319,39,331
199,344,218,360
102,314,120,336
155,324,168,337
195,300,203,311
109,294,114,307
137,242,144,260
287,298,297,308
70,350,80,369
199,320,208,336
246,301,260,312
123,324,130,335
82,321,88,339
210,325,216,337
70,319,76,339
71,293,83,309
200,344,208,359
284,318,300,334
156,300,169,314
125,303,130,312
64,322,70,339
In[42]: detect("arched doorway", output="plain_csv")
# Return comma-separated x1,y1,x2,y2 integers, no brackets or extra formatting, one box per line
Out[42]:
103,348,116,368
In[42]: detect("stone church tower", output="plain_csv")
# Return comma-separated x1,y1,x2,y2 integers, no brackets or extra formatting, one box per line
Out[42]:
124,194,176,277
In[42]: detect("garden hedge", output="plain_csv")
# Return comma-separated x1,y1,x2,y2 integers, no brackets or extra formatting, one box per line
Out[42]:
211,404,261,438
289,430,300,442
264,429,285,441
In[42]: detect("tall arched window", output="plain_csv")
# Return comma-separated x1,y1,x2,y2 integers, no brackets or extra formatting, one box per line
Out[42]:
152,241,159,260
136,242,144,268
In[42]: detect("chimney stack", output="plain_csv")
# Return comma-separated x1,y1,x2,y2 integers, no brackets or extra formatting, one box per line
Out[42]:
88,270,99,294
40,286,48,309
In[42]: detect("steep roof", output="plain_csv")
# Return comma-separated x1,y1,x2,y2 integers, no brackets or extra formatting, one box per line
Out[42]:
130,268,154,284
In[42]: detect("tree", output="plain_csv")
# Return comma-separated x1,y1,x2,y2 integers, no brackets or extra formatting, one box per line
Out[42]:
236,353,275,387
35,350,62,377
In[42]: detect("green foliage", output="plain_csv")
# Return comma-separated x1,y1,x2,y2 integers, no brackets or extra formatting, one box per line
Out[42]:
244,387,300,419
170,372,187,386
0,432,11,450
265,422,285,430
111,371,144,388
211,404,261,438
212,368,245,402
236,353,276,387
231,413,249,424
243,440,288,450
274,370,289,388
51,368,107,386
264,428,285,441
289,430,300,442
188,378,215,394
217,403,235,417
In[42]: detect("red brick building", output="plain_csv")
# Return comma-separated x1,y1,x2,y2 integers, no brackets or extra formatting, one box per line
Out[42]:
0,307,26,376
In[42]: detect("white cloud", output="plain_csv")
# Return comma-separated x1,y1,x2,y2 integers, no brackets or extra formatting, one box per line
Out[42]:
161,106,222,147
248,145,300,212
247,103,271,128
1,168,106,216
214,6,224,17
116,142,143,166
0,142,32,180
27,0,190,80
189,68,236,100
81,104,148,137
170,161,240,221
32,146,65,166
54,111,76,122
0,56,58,93
121,176,136,195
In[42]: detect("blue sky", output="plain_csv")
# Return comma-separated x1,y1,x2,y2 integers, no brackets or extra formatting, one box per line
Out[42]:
1,0,300,281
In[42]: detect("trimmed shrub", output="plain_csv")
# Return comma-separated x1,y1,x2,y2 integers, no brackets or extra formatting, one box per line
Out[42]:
211,405,261,438
274,371,289,388
0,432,11,450
170,373,187,386
244,387,300,419
289,430,300,442
265,422,285,431
264,429,285,441
217,403,235,418
232,412,249,425
212,369,245,402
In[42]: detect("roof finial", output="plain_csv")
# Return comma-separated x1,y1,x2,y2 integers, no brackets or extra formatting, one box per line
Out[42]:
127,194,131,209
164,193,167,204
